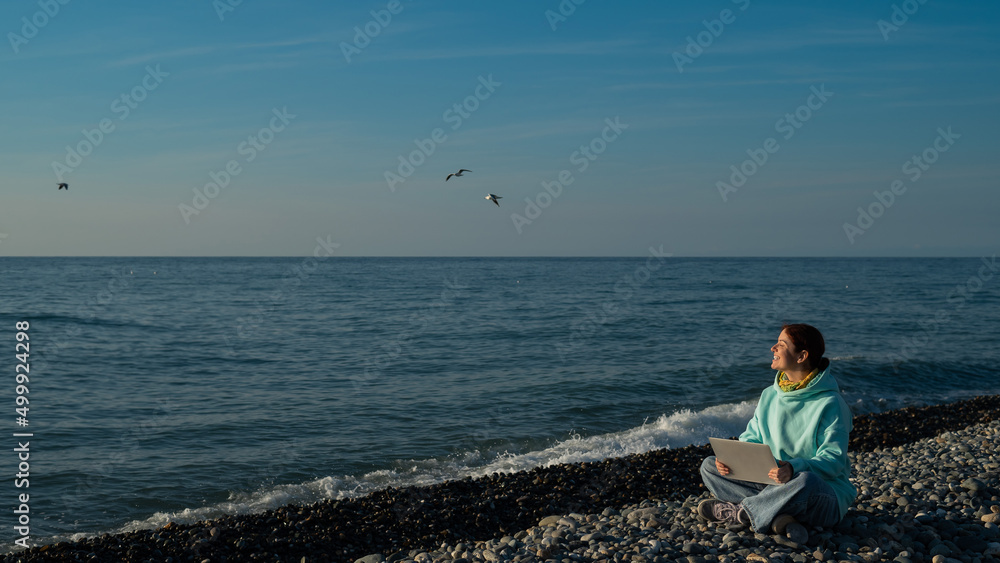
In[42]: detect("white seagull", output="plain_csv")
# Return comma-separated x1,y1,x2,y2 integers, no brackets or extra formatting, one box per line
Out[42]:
445,169,472,181
57,183,68,190
485,194,502,207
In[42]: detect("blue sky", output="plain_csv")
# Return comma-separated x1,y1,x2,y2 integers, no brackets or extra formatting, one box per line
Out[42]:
1,0,997,256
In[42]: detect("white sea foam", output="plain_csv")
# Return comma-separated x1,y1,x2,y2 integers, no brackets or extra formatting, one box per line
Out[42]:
66,400,759,541
469,400,757,476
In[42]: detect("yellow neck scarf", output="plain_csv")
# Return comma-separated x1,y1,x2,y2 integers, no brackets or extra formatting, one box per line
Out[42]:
778,368,819,392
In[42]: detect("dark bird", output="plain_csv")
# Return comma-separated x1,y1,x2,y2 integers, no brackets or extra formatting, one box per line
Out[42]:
445,169,471,181
57,183,68,190
485,194,502,207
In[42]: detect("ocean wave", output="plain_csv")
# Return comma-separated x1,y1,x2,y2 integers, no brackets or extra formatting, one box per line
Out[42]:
57,400,759,542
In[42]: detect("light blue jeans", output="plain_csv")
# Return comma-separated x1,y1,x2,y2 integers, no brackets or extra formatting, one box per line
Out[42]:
699,456,842,532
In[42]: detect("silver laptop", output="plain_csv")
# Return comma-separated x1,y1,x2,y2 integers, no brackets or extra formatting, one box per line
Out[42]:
709,438,780,485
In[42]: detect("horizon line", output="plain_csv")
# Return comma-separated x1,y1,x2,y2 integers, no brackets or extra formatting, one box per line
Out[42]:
0,255,991,259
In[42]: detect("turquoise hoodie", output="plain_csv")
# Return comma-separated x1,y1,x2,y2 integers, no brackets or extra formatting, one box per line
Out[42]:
739,360,856,519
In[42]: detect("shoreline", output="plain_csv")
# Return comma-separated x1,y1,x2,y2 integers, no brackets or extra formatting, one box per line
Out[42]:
6,394,1000,562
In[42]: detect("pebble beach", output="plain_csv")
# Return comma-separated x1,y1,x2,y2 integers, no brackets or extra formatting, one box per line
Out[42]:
6,395,1000,563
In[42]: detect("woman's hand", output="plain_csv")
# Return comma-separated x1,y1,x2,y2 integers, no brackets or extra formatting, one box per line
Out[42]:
769,460,792,484
716,458,731,475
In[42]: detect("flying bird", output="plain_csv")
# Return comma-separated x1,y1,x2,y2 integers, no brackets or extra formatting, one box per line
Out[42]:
485,194,502,207
57,183,68,190
445,169,471,181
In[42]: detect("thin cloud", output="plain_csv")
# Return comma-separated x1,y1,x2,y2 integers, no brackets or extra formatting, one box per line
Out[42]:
367,39,639,62
678,28,884,56
109,46,218,67
107,34,331,68
883,96,1000,108
609,76,837,92
234,35,334,50
209,61,306,74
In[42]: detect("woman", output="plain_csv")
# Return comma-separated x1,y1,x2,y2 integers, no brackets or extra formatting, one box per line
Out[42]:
698,324,855,544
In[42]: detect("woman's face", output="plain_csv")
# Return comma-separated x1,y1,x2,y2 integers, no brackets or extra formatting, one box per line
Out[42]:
770,329,803,372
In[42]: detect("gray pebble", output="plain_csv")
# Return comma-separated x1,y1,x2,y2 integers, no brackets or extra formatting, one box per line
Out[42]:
404,419,1000,563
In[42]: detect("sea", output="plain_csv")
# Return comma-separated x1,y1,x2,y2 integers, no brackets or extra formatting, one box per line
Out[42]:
1,256,999,550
